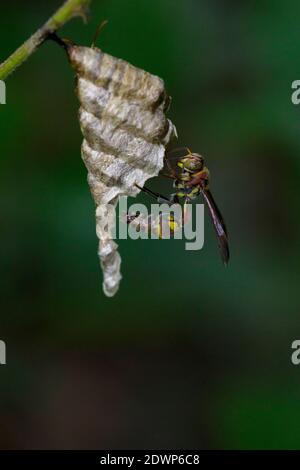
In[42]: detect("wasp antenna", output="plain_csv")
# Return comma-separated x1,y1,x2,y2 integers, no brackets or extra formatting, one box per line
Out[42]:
91,20,109,48
166,146,190,158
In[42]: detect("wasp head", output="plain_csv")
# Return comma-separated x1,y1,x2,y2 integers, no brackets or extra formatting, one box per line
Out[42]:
177,153,204,172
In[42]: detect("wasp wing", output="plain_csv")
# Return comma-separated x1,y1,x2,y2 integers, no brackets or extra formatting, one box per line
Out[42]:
202,189,229,265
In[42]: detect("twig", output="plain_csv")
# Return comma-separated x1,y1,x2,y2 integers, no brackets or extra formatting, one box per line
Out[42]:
0,0,91,81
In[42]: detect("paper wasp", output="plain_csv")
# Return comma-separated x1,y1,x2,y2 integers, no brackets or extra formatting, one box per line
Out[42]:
127,148,229,265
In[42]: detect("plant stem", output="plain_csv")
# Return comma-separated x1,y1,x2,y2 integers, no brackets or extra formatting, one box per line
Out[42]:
0,0,91,81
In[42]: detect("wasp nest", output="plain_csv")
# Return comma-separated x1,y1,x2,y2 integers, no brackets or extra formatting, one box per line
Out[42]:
68,45,176,296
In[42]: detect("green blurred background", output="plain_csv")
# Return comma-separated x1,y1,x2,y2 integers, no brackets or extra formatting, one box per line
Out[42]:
1,0,300,450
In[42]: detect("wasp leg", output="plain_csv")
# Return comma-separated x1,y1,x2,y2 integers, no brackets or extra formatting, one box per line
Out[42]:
135,184,174,205
169,193,179,204
182,197,192,224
